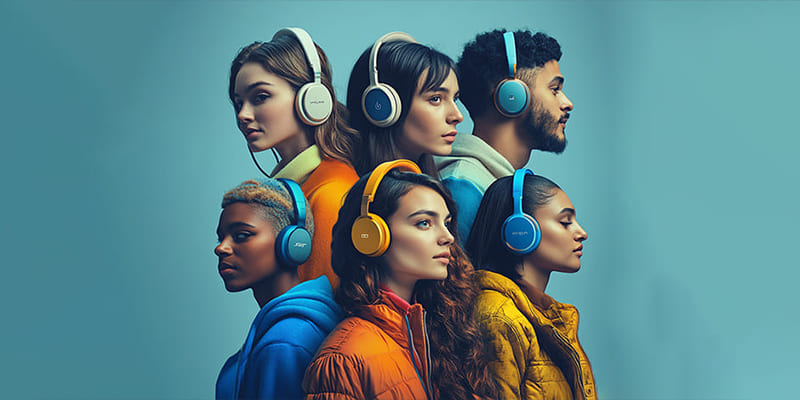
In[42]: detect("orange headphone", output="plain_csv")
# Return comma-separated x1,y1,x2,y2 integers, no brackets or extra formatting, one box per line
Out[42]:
351,159,422,257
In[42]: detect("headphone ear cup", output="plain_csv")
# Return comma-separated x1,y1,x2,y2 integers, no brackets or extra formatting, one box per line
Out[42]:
494,78,530,118
351,213,391,257
276,225,313,268
361,83,402,127
296,82,333,126
501,213,541,255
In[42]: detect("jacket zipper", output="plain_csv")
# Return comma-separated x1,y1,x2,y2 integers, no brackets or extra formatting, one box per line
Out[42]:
549,326,587,400
404,315,431,400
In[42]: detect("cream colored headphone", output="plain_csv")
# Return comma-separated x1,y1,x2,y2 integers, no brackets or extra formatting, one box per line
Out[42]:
272,27,333,126
361,32,418,128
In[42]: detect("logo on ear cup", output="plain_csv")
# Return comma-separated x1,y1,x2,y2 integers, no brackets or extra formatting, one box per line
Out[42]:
362,84,401,127
352,215,391,257
296,82,333,125
277,226,313,267
495,79,530,117
502,214,541,255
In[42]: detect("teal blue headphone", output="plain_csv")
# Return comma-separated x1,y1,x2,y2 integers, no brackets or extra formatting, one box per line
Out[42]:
501,169,541,254
275,178,312,267
494,31,531,118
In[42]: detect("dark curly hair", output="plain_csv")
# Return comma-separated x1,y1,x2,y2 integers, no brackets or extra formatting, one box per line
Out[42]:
457,29,562,119
331,169,498,400
346,39,458,178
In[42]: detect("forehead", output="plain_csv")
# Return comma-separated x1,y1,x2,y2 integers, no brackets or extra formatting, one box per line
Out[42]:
218,202,272,228
416,67,459,93
531,188,574,217
233,62,290,96
392,186,449,216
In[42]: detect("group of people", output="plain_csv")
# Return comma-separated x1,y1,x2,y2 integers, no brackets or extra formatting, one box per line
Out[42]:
213,26,596,400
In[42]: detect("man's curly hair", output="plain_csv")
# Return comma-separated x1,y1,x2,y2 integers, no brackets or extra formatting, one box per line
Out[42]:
457,29,562,119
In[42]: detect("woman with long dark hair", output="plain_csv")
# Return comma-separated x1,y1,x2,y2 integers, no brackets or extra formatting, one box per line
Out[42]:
466,169,597,399
346,32,463,177
303,160,497,400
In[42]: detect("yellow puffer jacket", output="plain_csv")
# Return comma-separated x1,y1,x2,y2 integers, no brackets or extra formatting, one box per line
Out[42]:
473,270,597,400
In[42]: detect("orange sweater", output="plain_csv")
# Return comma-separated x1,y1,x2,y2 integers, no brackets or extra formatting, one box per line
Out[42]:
297,158,359,287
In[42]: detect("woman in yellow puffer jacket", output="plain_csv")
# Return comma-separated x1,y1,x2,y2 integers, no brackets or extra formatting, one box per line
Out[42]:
465,169,598,400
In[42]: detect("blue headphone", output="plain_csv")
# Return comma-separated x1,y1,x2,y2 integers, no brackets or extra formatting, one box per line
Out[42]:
501,169,541,255
361,31,418,127
494,31,531,118
276,178,312,267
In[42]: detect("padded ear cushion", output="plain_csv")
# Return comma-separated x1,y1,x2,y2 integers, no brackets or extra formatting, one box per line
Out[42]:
351,213,392,257
362,83,402,127
502,213,541,255
296,82,333,126
276,225,313,267
494,78,530,118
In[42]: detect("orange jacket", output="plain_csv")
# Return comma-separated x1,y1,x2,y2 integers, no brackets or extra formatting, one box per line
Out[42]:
303,290,432,400
473,270,597,400
298,158,359,287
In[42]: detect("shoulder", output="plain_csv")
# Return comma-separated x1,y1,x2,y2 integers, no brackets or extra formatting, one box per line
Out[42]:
304,159,359,207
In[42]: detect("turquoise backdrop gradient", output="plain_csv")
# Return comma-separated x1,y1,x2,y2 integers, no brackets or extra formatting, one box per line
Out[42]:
2,1,798,399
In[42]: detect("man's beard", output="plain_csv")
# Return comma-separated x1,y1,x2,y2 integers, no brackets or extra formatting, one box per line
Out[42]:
522,102,567,154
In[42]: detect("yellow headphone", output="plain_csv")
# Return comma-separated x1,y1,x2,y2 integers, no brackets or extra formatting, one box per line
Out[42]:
351,159,422,257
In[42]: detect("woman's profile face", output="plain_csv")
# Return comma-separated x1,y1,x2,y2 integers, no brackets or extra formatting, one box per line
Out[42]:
396,68,463,160
214,202,278,292
527,188,588,273
232,62,306,153
382,185,454,290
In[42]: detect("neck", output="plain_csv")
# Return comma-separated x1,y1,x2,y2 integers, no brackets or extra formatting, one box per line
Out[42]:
273,130,314,172
252,269,300,308
473,116,531,169
518,259,550,292
382,278,416,304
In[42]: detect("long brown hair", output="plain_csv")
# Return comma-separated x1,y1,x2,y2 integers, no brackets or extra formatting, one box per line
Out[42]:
331,169,498,400
229,34,359,165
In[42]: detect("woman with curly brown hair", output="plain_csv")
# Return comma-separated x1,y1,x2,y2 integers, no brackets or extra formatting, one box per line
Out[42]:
302,160,497,400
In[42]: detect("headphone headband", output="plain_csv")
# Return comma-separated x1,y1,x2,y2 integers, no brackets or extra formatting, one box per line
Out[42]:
273,27,322,85
360,159,422,218
368,31,417,87
277,178,306,228
503,31,517,79
512,168,533,216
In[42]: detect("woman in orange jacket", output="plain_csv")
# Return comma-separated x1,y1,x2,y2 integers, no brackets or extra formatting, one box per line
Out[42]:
228,27,360,287
465,169,598,400
302,160,497,400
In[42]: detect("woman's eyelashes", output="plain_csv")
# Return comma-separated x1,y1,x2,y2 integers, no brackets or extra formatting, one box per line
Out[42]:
252,91,270,105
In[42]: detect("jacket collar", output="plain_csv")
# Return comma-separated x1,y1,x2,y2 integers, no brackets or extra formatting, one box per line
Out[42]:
272,145,321,183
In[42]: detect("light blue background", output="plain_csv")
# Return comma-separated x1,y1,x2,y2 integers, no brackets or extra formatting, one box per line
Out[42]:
2,1,798,399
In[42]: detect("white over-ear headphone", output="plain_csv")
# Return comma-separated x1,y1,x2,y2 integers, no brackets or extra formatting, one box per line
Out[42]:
272,27,333,126
361,32,418,128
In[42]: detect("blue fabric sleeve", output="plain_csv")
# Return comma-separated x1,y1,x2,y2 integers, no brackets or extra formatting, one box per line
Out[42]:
441,177,484,245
